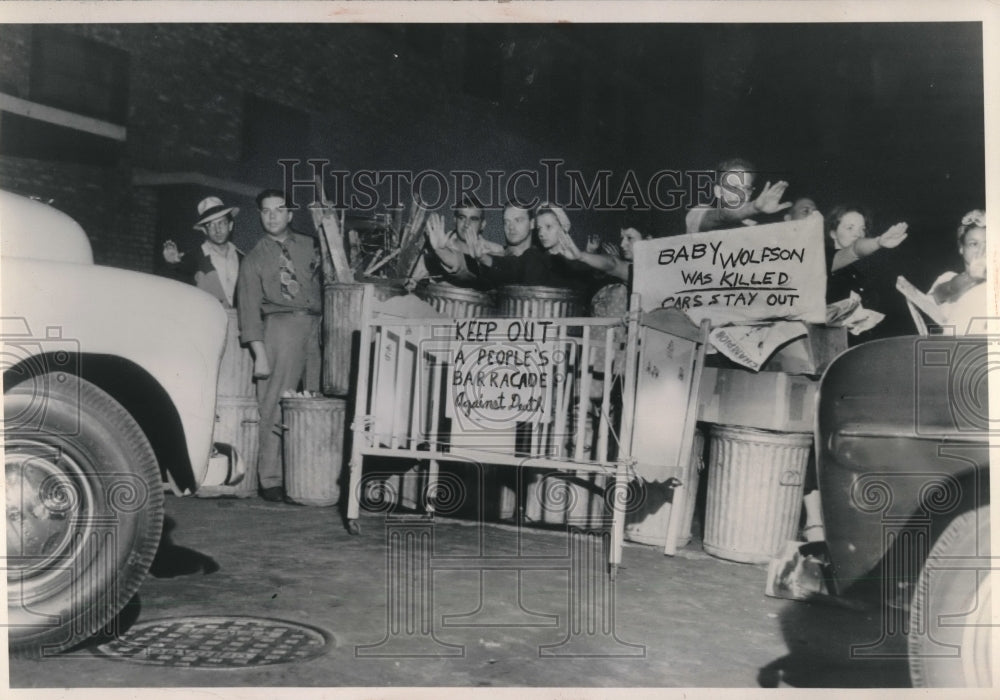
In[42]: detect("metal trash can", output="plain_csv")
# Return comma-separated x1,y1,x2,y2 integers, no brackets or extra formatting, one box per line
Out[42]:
497,284,583,318
217,308,255,398
416,281,495,317
589,282,629,390
703,425,812,564
281,396,347,506
323,280,405,397
197,396,259,499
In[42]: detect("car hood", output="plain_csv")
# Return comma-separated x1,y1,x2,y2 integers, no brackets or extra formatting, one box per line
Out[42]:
1,189,94,265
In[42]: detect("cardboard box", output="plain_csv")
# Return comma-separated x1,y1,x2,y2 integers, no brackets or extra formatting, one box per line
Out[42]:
761,325,848,375
697,367,818,433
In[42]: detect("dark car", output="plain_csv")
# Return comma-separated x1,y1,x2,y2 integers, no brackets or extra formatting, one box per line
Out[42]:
816,334,991,687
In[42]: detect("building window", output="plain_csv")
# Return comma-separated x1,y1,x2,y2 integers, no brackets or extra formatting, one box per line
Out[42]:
30,27,129,124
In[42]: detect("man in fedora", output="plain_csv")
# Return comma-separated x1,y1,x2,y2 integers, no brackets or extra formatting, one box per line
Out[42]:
163,195,244,307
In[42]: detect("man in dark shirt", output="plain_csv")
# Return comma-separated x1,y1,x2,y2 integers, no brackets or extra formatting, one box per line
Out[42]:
473,203,600,295
236,189,323,501
500,200,534,257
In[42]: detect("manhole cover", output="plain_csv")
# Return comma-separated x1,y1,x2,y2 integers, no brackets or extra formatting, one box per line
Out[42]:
93,615,332,667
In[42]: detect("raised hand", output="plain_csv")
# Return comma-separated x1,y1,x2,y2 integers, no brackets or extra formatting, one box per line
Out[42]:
480,239,505,257
425,213,448,250
555,228,581,260
753,180,792,215
469,235,495,262
586,234,601,253
877,222,908,249
968,248,987,280
162,240,183,264
602,242,622,258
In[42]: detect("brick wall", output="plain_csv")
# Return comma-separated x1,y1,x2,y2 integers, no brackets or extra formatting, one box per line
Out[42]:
0,24,638,272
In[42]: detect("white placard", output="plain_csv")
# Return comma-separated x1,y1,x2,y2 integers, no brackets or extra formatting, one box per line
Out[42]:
632,216,827,325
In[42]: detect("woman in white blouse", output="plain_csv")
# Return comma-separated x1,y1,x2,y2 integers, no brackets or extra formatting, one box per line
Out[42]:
928,209,988,336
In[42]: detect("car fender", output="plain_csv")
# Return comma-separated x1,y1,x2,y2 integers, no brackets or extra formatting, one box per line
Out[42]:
816,335,990,593
2,257,227,486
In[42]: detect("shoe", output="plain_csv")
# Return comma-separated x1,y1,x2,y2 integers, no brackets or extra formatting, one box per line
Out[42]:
260,486,284,502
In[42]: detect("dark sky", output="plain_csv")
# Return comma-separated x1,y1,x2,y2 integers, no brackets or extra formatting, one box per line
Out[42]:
398,22,984,281
540,22,985,290
616,24,982,217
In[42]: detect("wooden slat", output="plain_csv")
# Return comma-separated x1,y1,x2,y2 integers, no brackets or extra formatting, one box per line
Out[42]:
574,326,592,463
549,326,567,458
663,319,710,556
610,294,643,571
359,446,618,473
596,325,615,462
427,348,443,452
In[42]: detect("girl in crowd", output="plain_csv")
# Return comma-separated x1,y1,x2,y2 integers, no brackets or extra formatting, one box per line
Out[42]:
826,205,908,278
617,226,647,264
824,204,909,341
927,209,988,335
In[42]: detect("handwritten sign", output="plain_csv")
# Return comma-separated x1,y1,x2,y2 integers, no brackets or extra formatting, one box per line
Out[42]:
442,319,565,431
632,217,827,325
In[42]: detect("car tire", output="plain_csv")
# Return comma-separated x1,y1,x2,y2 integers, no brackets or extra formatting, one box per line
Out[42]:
5,372,164,657
909,505,991,687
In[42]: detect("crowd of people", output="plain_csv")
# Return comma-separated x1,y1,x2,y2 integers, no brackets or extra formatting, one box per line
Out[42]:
161,157,989,501
412,157,986,343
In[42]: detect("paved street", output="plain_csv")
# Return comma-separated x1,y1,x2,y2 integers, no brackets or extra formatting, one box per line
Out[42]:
10,492,910,689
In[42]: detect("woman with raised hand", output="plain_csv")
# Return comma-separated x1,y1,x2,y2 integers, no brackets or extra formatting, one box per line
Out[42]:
927,209,988,335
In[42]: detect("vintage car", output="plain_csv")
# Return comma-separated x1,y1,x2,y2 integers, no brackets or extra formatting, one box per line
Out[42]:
2,190,227,656
817,334,992,687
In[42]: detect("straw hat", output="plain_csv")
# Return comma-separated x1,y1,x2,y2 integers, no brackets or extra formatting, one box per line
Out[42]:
194,196,239,229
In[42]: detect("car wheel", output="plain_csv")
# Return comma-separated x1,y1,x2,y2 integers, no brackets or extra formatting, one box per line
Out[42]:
5,373,164,657
909,505,991,687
